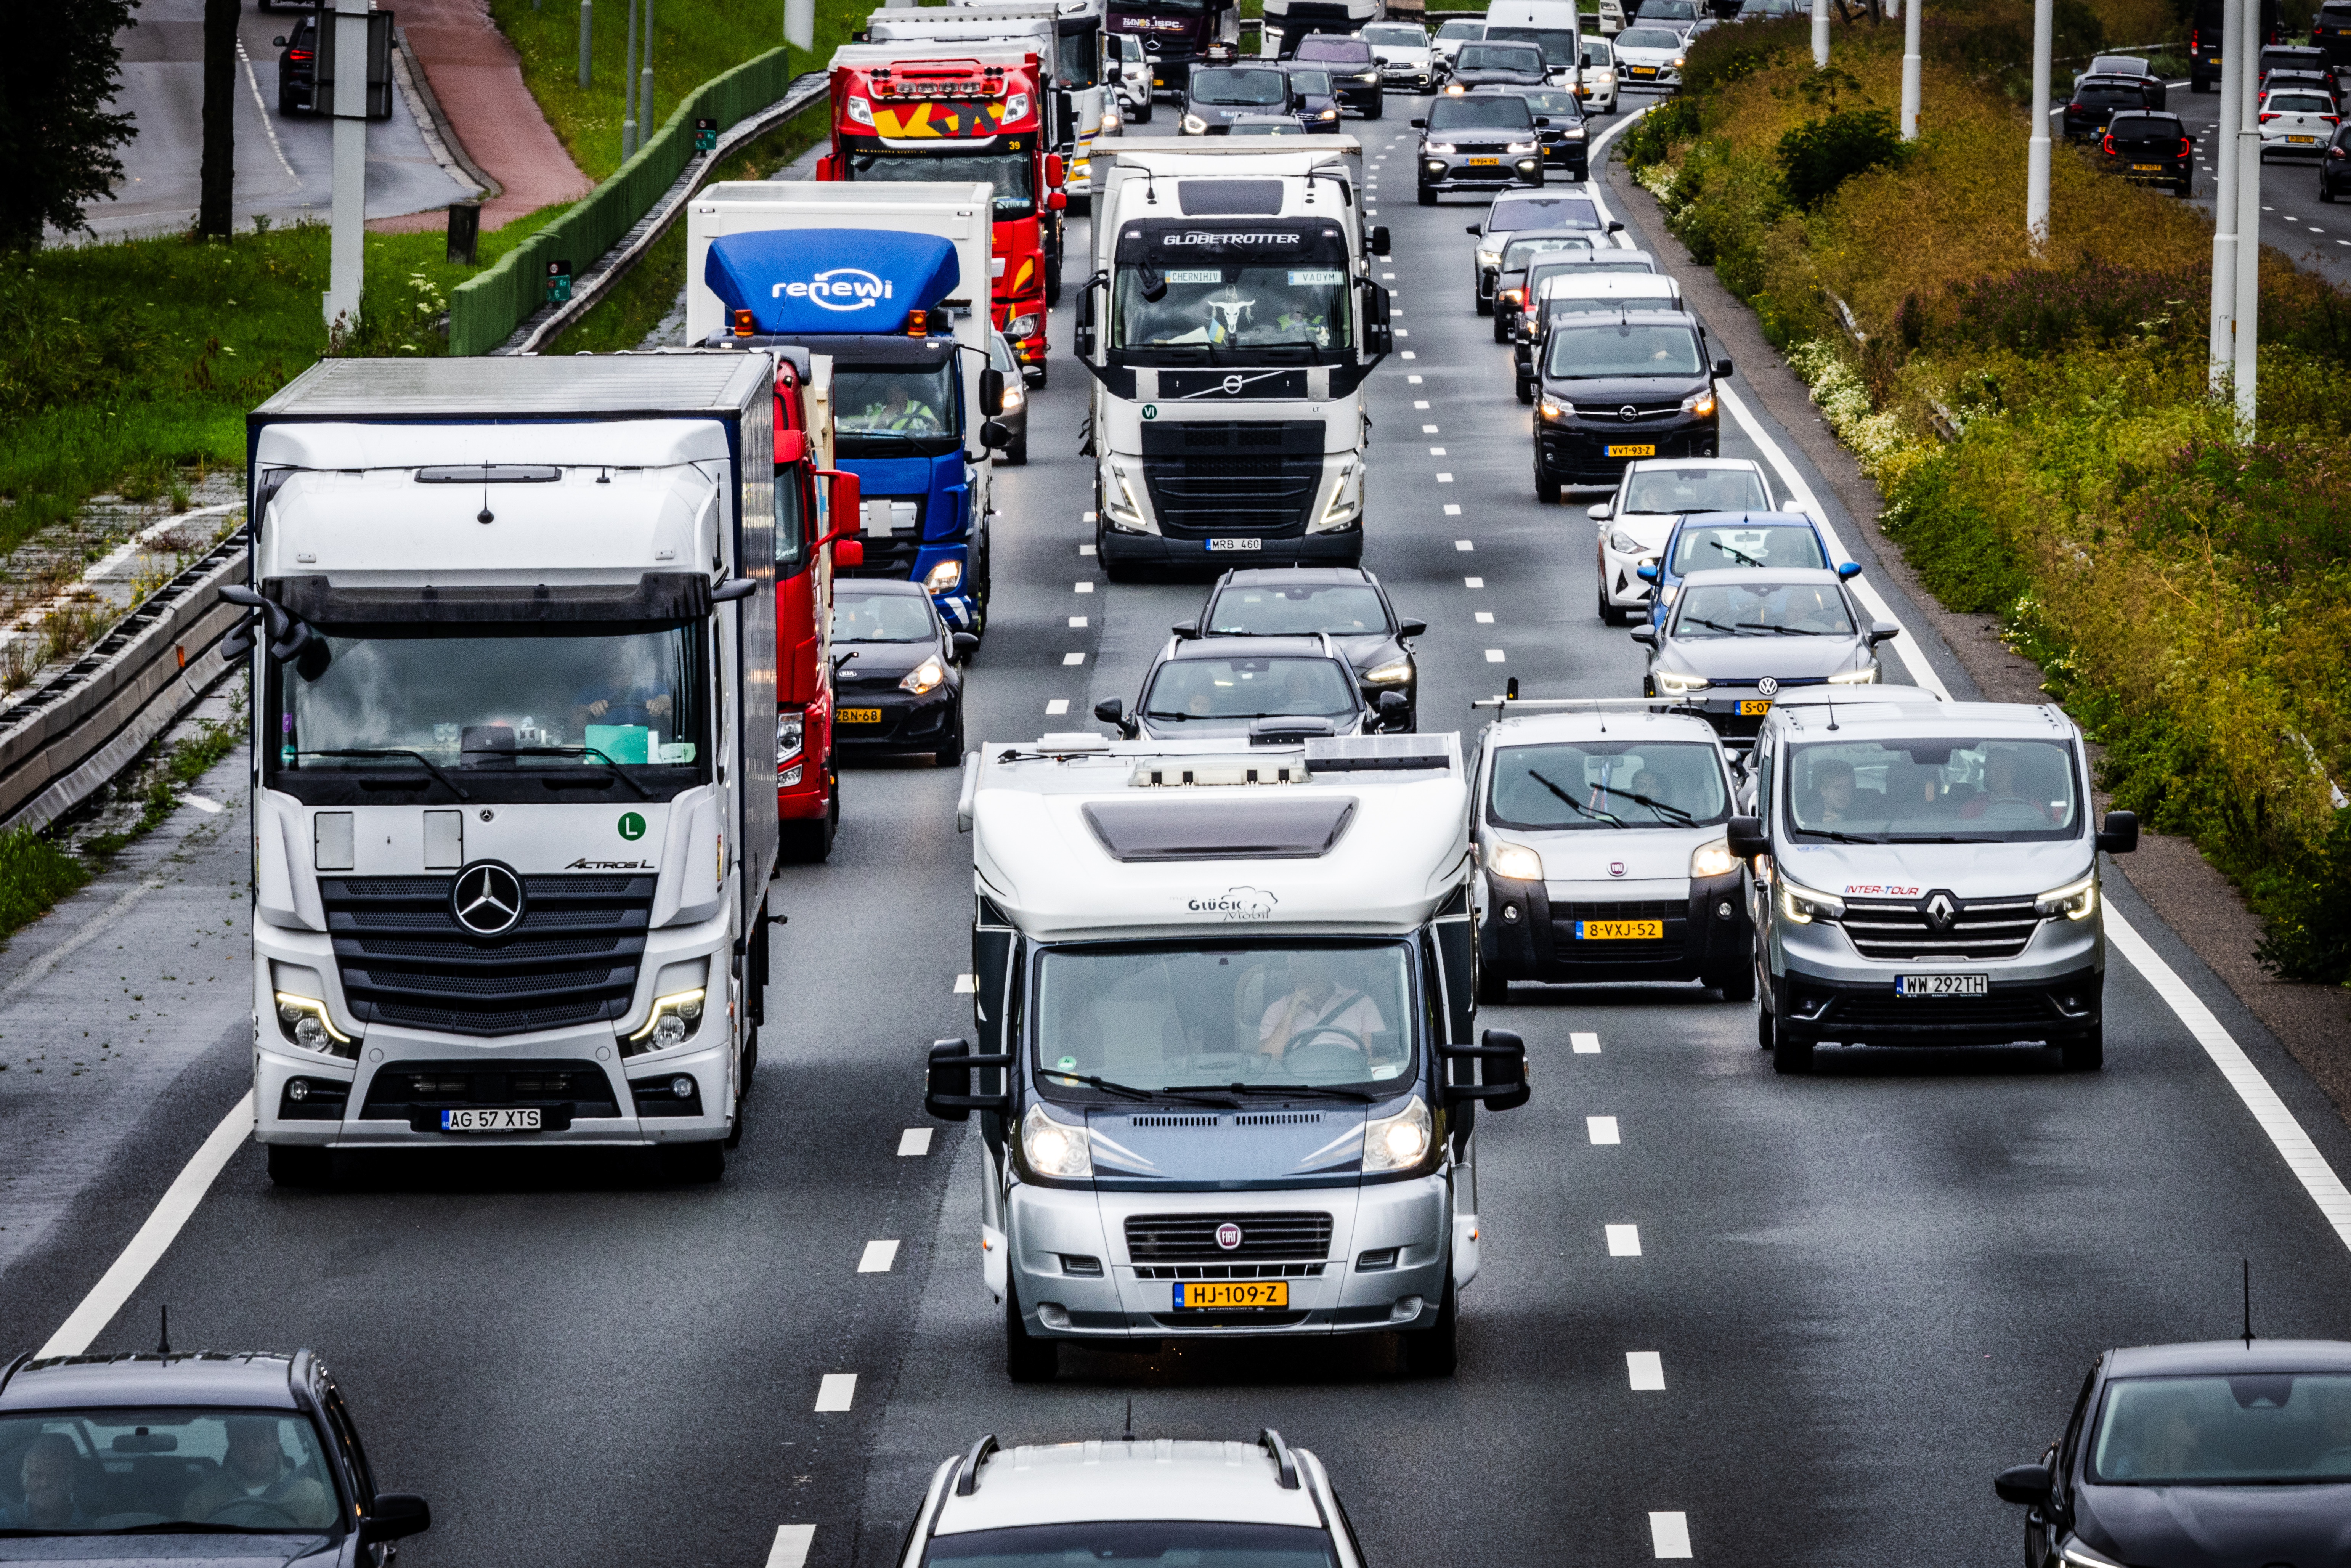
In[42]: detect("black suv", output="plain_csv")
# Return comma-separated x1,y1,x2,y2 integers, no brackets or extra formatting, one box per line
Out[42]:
1532,309,1729,499
2322,120,2351,199
1290,34,1384,117
2100,109,2194,193
274,15,319,116
2056,75,2152,141
2317,0,2351,72
1443,40,1549,91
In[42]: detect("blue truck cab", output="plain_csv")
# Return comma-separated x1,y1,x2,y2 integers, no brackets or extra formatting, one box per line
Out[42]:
702,226,1005,635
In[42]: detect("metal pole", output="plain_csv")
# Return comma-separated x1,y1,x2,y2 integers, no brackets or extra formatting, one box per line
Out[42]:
578,0,592,87
638,0,656,145
323,0,370,331
2232,0,2262,433
1811,0,1829,67
2209,0,2240,393
1900,0,1922,138
622,0,639,159
2025,0,2053,250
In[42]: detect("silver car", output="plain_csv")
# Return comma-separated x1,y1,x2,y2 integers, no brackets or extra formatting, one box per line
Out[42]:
1631,568,1898,742
1364,19,1435,91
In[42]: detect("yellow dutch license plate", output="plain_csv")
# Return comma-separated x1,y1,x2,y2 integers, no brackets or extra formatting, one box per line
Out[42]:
2288,134,2318,143
1467,156,1501,165
1606,443,1656,457
1739,699,1772,716
2131,162,2163,170
1176,1281,1289,1310
838,708,883,724
1629,65,1657,74
1575,920,1663,940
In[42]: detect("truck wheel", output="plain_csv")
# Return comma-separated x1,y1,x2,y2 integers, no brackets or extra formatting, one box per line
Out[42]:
1477,963,1508,1006
778,785,837,863
266,1144,331,1188
1769,1013,1814,1075
2060,1026,2105,1072
1005,1286,1060,1383
1402,1277,1457,1376
663,1141,727,1183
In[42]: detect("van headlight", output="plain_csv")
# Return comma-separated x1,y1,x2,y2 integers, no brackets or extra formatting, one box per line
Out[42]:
1690,838,1737,878
2035,870,2098,921
1777,876,1844,925
1487,840,1544,881
1362,1095,1433,1173
1022,1102,1093,1178
1681,388,1716,417
1182,111,1208,133
1539,397,1574,420
274,994,356,1057
624,988,706,1054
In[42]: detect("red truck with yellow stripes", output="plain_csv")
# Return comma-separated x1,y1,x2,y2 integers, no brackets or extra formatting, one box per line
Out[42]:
819,44,1066,382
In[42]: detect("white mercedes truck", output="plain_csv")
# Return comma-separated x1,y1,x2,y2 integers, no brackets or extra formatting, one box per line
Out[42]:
1078,136,1392,578
922,730,1529,1381
241,356,780,1184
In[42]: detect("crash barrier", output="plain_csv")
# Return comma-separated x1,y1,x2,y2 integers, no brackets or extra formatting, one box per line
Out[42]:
0,530,249,836
449,48,819,356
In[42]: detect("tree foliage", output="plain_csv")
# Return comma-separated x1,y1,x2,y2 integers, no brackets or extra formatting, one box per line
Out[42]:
0,0,142,249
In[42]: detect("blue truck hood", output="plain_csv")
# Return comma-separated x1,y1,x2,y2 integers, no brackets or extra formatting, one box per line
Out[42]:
704,229,960,335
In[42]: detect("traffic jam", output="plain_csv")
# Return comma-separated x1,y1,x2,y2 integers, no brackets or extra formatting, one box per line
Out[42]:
9,0,2351,1565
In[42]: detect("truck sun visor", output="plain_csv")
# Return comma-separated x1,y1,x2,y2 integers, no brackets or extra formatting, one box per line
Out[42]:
266,572,725,624
705,229,961,337
1177,179,1287,216
1083,796,1359,862
1115,219,1351,268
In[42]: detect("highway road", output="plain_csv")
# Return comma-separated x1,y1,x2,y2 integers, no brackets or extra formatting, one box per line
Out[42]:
7,90,2351,1568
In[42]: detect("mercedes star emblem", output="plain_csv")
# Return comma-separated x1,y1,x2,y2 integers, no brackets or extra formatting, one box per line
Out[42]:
1619,405,1639,422
1924,891,1958,931
451,860,526,938
1215,1222,1243,1251
1757,677,1780,697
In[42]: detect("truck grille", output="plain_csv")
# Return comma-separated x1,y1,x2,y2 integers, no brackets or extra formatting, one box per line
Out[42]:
1140,420,1324,536
1835,896,2040,961
357,1057,621,1127
321,874,654,1038
1125,1211,1333,1262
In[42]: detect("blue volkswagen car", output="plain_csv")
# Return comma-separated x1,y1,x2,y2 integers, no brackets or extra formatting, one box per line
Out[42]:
1642,510,1857,625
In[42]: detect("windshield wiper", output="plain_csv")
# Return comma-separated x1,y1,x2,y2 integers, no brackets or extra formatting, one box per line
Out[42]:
1167,1080,1375,1103
1734,621,1829,636
1044,1072,1236,1108
1529,767,1627,828
1705,539,1766,568
486,745,655,800
1801,828,1879,844
297,748,470,801
1677,616,1741,635
1590,781,1696,825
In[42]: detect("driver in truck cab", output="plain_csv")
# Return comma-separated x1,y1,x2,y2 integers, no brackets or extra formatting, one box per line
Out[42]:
855,382,945,433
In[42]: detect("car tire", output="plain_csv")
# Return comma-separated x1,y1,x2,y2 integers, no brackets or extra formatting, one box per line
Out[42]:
1006,436,1029,465
1418,184,1437,206
1133,94,1154,124
1477,961,1508,1006
663,1141,727,1183
1492,311,1509,343
266,1144,331,1188
936,713,966,769
2323,179,2338,203
2060,1026,2105,1072
1534,464,1560,505
1476,293,1493,316
278,86,300,116
1597,580,1616,623
1401,1275,1458,1376
1006,1286,1060,1383
1366,91,1384,119
1769,1011,1814,1074
1516,376,1533,404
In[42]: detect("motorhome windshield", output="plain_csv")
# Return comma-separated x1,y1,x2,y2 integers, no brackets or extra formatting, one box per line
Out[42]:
846,147,1036,217
1488,740,1730,830
1785,737,2083,842
1033,940,1418,1094
834,361,959,448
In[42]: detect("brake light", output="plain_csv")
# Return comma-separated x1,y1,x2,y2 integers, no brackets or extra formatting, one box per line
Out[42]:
289,47,312,61
2260,110,2278,120
2102,133,2116,154
2181,136,2193,157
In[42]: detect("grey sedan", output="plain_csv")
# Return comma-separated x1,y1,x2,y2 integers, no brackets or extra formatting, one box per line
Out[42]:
1630,568,1898,742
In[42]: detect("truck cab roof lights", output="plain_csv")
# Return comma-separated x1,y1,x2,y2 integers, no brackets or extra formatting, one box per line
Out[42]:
733,308,756,337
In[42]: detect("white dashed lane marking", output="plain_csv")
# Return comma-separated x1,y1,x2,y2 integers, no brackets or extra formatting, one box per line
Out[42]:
1650,1512,1693,1559
858,1240,901,1274
1454,539,1474,551
1046,698,1070,716
1475,612,1494,624
1435,471,1452,481
1075,582,1095,594
1588,1115,1621,1145
1063,653,1086,666
1484,649,1505,663
898,1128,933,1157
814,1374,857,1412
1606,1224,1641,1255
1464,576,1484,588
1443,503,1461,515
954,974,977,993
1571,1031,1600,1053
1627,1351,1666,1390
767,1525,816,1568
1069,615,1088,627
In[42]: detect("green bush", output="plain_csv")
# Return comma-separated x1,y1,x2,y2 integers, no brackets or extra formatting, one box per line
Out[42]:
1775,106,1906,209
0,827,90,942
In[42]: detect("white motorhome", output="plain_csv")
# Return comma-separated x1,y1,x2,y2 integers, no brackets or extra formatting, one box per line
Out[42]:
242,357,781,1184
1078,136,1393,578
923,730,1529,1380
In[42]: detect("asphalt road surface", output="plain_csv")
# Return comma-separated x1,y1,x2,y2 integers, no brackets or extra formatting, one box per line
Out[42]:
86,0,473,240
7,91,2351,1568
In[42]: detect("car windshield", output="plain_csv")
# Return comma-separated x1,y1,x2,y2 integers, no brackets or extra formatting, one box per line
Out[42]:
1519,89,1582,114
1489,740,1729,830
1785,737,2082,841
1674,580,1852,638
1457,42,1545,70
0,1410,341,1535
2090,1373,2351,1484
833,592,936,643
2088,55,2147,72
1114,263,1352,351
1545,321,1703,377
271,623,708,779
1669,523,1826,573
1289,68,1335,93
1639,0,1699,16
1626,468,1771,515
1486,26,1581,67
1143,655,1358,720
1207,582,1389,634
1490,194,1598,230
1364,24,1426,43
1617,27,1683,47
847,148,1036,216
1435,19,1485,38
1296,37,1371,60
1429,96,1534,129
1033,941,1416,1094
1194,68,1289,104
835,362,957,439
1584,39,1615,63
1505,235,1592,268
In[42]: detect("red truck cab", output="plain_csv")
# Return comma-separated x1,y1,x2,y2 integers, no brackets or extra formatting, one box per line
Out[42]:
773,349,863,862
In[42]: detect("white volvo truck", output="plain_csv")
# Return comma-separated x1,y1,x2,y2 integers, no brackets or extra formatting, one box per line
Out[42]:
241,356,779,1184
1078,136,1392,578
923,730,1529,1381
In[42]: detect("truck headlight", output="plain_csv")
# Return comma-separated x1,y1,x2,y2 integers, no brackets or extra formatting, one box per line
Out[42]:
1182,111,1208,133
1652,669,1709,695
1314,465,1362,531
1005,313,1040,339
274,994,355,1057
1487,840,1543,881
1005,91,1031,120
1777,876,1844,925
846,96,874,126
1022,1101,1093,1178
2035,870,2098,921
901,654,947,695
1104,468,1151,531
1364,658,1412,684
923,559,963,594
1681,388,1717,417
1362,1095,1433,1173
1690,838,1737,879
1826,666,1879,684
777,711,805,766
624,988,706,1054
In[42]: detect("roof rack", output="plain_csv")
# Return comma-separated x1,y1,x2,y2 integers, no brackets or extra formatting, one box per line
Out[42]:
955,1435,1001,1497
1257,1428,1300,1490
1470,695,1691,713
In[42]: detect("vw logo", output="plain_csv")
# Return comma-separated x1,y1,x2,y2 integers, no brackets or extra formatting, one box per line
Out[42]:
1223,373,1247,394
1923,891,1958,931
1215,1223,1243,1251
1619,405,1638,422
1608,861,1627,878
1757,677,1780,697
450,860,526,938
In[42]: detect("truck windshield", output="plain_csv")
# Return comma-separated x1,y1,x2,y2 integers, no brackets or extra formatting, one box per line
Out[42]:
1785,737,2083,842
1034,940,1417,1093
271,624,709,782
1057,21,1101,88
1115,264,1353,351
926,1522,1339,1568
1489,740,1729,830
846,148,1035,217
2090,1374,2351,1485
0,1410,341,1535
834,362,958,445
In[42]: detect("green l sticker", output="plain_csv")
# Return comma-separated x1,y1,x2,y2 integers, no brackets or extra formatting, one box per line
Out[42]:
618,811,647,840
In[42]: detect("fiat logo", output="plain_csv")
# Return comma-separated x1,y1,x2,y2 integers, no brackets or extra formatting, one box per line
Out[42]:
1757,677,1780,697
1608,861,1626,878
1215,1223,1243,1250
450,860,526,938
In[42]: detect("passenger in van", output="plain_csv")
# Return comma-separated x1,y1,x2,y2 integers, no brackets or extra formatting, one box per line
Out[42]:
1258,951,1386,1061
180,1419,332,1527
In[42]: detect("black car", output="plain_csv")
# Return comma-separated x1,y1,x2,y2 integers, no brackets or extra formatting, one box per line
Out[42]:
2099,109,2193,193
2072,53,2169,109
273,16,319,116
1996,1339,2351,1568
2323,120,2351,199
1181,66,1295,134
1415,93,1550,203
1181,566,1427,729
2189,0,2280,90
1465,188,1618,309
831,579,976,765
1629,568,1895,739
1533,309,1728,498
1493,227,1603,342
1278,64,1346,128
2056,75,2153,141
1291,34,1384,117
1510,87,1592,179
1442,40,1549,93
2316,0,2351,74
1097,634,1403,741
0,1349,429,1563
2260,42,2334,90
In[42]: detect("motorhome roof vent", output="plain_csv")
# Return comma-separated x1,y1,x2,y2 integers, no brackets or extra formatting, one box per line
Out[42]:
1082,796,1357,862
1303,734,1452,772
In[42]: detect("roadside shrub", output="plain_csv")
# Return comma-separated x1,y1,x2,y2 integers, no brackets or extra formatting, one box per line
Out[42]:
1679,13,1808,97
1616,94,1700,168
1775,106,1906,209
2254,810,2351,983
1940,257,2199,354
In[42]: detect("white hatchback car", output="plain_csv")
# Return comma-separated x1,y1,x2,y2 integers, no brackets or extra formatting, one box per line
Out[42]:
1587,458,1774,623
1611,25,1687,90
1579,36,1621,112
2259,86,2341,158
902,1432,1368,1568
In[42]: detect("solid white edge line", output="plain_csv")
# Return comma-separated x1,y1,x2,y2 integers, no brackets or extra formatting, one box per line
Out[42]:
767,1524,817,1568
2105,908,2351,1250
39,1092,256,1358
1584,105,1652,252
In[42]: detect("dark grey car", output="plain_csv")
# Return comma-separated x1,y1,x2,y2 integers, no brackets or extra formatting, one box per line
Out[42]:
1181,567,1426,729
832,579,977,766
1181,66,1295,133
1096,634,1403,741
1630,567,1897,743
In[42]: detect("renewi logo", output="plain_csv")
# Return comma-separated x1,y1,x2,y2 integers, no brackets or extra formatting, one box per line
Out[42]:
772,268,896,313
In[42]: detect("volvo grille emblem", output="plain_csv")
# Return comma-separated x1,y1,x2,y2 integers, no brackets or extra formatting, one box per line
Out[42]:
451,860,526,938
1619,405,1638,422
1608,861,1627,878
1223,373,1246,394
1924,891,1958,931
1757,677,1780,697
1215,1223,1243,1251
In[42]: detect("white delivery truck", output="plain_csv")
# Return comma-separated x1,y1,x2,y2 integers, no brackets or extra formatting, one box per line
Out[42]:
1077,136,1393,578
241,356,780,1184
686,181,1005,634
923,730,1530,1381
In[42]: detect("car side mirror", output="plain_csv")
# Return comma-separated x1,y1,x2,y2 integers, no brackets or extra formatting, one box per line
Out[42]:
951,632,980,659
361,1493,430,1545
1398,618,1427,639
1866,619,1900,645
1606,219,1625,233
1534,114,1551,125
1993,1463,2054,1507
981,420,1012,452
1635,563,1660,583
273,34,287,45
1837,561,1863,580
1466,223,1484,234
926,1037,1012,1120
1441,1028,1529,1109
1377,690,1409,723
1588,502,1612,520
2096,809,2139,855
1630,625,1659,647
1411,116,1427,126
1370,225,1391,255
1094,697,1126,726
979,367,1006,417
1713,356,1734,377
1170,620,1197,638
1726,814,1768,858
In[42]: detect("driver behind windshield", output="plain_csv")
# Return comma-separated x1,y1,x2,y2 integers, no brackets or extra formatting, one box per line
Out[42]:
1124,268,1338,350
1258,949,1388,1060
855,381,943,433
179,1418,334,1528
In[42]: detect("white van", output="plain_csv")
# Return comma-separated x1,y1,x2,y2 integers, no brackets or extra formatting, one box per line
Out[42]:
1482,0,1586,87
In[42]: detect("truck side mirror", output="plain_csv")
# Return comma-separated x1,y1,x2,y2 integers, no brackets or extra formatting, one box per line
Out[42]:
833,539,864,569
925,1037,1011,1120
1076,281,1099,360
1045,152,1066,186
1370,225,1391,255
981,420,1012,452
822,470,862,534
1441,1029,1529,1110
1726,814,1768,859
1046,188,1069,212
980,367,1006,417
817,154,840,181
2096,809,2139,854
1713,356,1735,377
1362,282,1392,355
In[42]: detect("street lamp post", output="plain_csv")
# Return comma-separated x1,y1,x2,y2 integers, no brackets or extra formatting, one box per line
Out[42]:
638,0,656,147
622,0,640,158
579,0,592,88
1900,0,1922,138
2209,0,2240,393
2025,0,2052,249
1812,0,1829,67
2231,0,2262,431
323,0,371,331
